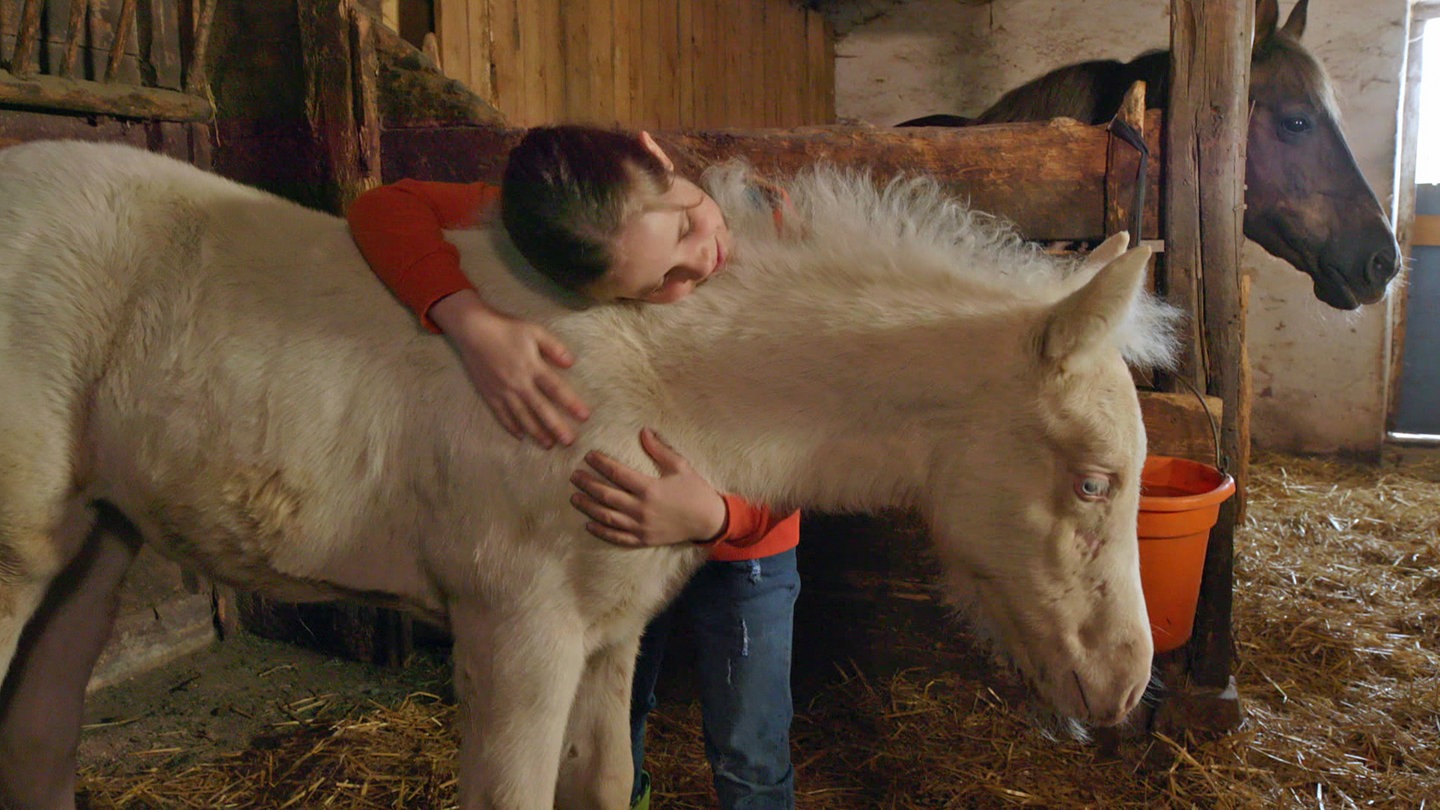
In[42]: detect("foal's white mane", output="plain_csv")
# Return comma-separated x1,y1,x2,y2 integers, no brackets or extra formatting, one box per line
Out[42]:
700,161,1179,370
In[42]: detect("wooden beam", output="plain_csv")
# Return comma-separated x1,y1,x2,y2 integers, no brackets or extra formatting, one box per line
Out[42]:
0,69,213,121
1140,390,1225,465
1168,0,1252,703
371,13,506,128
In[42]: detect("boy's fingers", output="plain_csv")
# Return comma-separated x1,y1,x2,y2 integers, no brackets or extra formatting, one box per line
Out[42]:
525,396,574,447
583,451,651,492
570,491,640,533
483,396,523,440
505,394,553,449
536,374,590,421
537,332,575,368
638,428,683,472
585,521,642,548
570,470,636,512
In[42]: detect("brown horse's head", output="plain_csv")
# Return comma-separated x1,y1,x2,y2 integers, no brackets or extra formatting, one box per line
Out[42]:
1244,0,1401,309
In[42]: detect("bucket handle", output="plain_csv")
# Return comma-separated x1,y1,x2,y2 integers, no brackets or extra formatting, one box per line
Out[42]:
1173,374,1227,475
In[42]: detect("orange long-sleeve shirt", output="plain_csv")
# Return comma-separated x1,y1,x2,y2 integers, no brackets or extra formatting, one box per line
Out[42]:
348,179,500,332
347,179,800,561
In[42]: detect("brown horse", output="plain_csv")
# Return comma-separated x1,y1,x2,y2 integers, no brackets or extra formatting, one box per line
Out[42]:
898,0,1400,311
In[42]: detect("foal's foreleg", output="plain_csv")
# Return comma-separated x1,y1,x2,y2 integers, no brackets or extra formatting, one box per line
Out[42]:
555,636,641,810
449,603,587,810
0,505,139,810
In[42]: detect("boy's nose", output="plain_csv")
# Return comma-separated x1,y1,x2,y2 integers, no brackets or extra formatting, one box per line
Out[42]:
686,241,715,276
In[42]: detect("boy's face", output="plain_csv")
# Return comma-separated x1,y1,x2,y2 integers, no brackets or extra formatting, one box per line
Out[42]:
598,176,733,304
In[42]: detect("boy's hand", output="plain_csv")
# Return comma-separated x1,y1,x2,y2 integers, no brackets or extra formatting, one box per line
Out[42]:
571,428,727,548
431,290,589,448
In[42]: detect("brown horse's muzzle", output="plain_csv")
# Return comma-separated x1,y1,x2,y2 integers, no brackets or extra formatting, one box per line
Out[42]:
1312,222,1400,310
1245,208,1400,310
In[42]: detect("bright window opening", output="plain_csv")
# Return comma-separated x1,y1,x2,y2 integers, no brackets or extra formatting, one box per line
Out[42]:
1416,19,1440,184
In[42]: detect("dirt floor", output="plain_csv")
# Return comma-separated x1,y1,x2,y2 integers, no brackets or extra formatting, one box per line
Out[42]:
76,630,453,777
72,451,1440,808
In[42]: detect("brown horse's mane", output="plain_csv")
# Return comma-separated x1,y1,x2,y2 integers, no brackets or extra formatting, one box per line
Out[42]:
971,50,1170,126
956,28,1329,127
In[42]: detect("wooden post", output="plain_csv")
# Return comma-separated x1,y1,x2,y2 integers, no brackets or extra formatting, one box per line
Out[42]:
298,0,383,214
105,0,138,83
184,0,218,96
285,0,406,667
60,0,90,78
1166,0,1252,717
11,0,44,77
1105,81,1149,244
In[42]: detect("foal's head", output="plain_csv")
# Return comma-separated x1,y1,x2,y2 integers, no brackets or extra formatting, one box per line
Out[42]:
921,236,1173,726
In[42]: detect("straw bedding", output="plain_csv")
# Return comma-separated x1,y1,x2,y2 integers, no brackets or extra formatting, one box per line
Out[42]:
75,451,1440,808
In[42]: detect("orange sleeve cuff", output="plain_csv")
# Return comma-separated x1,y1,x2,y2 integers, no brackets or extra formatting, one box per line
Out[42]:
398,251,474,333
717,493,770,547
708,494,801,562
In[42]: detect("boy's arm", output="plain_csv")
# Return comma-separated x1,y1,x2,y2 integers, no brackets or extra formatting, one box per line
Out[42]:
348,180,588,447
347,179,500,331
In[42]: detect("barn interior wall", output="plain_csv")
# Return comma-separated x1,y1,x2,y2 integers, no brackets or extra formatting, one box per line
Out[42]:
828,0,1409,455
430,0,835,129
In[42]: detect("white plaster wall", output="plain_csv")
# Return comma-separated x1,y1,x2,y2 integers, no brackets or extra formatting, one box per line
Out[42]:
832,0,1410,454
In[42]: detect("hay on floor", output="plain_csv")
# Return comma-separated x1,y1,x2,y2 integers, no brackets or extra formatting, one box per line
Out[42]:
77,451,1440,808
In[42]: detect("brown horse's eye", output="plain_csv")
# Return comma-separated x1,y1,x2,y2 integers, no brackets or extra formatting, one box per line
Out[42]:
1280,115,1313,135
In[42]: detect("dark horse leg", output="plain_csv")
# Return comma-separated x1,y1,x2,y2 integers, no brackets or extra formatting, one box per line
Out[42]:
0,505,140,810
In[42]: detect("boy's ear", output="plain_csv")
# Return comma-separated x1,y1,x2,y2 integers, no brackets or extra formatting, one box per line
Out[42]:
639,131,675,173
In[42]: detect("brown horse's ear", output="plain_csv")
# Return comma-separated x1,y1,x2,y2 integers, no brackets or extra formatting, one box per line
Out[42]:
1254,0,1280,53
1040,246,1153,370
1281,0,1308,40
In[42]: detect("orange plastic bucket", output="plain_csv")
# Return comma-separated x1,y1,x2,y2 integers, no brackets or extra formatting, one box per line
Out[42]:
1137,456,1236,652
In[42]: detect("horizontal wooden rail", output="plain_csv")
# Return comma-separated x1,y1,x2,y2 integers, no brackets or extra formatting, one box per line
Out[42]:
0,68,213,121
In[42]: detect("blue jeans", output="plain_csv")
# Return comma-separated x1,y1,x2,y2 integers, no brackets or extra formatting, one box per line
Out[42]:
630,549,800,810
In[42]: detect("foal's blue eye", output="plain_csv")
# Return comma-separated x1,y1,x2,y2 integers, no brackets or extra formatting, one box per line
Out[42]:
1281,115,1313,134
1074,475,1111,500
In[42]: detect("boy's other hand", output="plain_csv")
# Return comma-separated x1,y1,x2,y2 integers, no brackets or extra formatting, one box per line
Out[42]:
570,428,727,548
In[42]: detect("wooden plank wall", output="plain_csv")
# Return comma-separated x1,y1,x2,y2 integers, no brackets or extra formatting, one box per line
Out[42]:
432,0,833,129
0,0,186,89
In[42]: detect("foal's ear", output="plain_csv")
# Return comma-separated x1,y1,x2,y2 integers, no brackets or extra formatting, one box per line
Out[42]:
1281,0,1308,41
1040,246,1152,370
1078,232,1130,275
1254,0,1280,52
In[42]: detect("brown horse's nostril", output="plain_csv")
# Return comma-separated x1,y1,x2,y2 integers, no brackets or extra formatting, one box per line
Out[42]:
1366,245,1400,289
